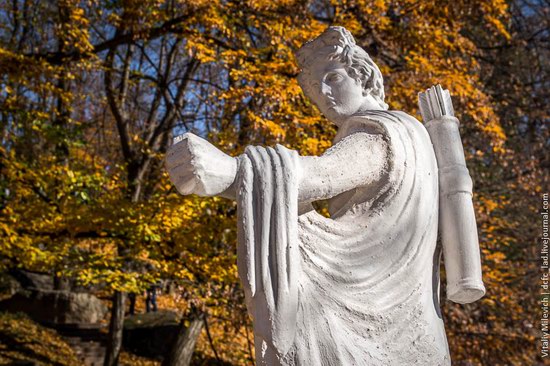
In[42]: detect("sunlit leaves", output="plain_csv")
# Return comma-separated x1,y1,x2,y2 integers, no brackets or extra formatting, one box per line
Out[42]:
0,312,79,365
0,0,542,364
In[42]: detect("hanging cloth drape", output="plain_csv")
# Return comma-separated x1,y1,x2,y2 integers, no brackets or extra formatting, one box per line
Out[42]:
236,145,301,357
236,111,450,365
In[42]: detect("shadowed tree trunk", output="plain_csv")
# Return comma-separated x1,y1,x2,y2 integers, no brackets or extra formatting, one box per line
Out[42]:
97,8,199,364
104,291,126,366
162,312,205,366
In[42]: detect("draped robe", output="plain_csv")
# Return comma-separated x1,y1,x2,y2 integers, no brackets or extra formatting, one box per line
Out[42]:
236,111,450,366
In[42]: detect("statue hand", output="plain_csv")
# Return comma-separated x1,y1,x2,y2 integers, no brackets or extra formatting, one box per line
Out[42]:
165,133,237,197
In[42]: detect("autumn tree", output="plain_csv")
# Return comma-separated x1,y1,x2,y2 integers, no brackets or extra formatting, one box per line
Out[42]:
1,0,547,365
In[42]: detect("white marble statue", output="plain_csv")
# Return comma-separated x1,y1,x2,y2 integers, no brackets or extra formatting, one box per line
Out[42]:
165,26,485,366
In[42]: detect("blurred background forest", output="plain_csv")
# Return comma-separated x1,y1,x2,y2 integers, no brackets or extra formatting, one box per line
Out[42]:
0,0,548,365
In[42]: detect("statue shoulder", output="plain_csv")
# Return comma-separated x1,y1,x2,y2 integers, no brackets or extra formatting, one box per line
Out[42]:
339,110,429,145
336,115,387,142
388,110,424,125
342,110,417,133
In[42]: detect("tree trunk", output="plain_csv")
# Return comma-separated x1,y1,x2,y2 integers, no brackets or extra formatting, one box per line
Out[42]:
104,291,126,366
162,313,205,366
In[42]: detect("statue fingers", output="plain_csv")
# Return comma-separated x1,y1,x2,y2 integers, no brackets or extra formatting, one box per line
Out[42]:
166,159,196,178
165,140,194,170
171,166,201,195
168,164,200,193
174,177,198,196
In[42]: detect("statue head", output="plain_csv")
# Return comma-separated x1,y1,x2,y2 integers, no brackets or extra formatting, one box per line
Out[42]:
296,27,388,125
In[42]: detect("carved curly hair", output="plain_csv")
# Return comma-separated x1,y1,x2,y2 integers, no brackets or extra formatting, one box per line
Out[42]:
296,26,388,110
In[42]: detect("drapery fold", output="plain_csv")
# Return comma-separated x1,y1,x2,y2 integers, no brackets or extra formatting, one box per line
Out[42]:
236,144,301,357
236,111,450,365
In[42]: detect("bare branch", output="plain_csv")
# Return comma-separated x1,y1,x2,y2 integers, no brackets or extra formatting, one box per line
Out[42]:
104,42,133,164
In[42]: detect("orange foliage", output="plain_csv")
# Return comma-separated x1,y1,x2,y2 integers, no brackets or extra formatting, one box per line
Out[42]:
0,0,545,364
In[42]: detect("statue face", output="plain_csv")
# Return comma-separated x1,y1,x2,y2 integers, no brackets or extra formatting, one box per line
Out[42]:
301,58,368,125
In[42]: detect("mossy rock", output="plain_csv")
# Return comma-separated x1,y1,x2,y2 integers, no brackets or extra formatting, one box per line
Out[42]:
123,310,183,359
124,310,182,329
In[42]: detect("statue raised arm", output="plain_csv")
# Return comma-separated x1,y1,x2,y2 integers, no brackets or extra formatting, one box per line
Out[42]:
166,26,485,366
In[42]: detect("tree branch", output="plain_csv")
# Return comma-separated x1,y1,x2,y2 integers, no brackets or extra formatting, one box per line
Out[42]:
104,40,133,165
23,13,196,65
